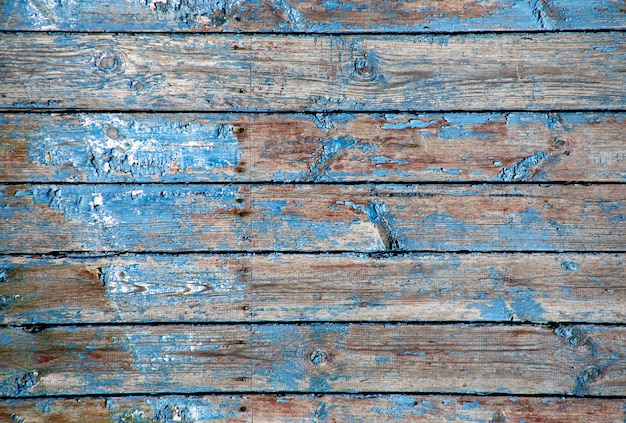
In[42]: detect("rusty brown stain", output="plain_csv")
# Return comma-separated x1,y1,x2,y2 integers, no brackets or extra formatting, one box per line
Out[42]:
473,120,508,138
302,0,503,28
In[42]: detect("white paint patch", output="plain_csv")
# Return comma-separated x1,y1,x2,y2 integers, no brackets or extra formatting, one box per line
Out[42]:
130,190,144,199
91,193,104,207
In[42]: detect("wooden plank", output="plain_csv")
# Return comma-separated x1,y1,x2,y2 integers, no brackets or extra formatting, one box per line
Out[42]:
1,253,624,324
3,112,625,183
1,33,624,112
1,184,625,254
0,324,624,396
1,0,625,33
2,395,625,422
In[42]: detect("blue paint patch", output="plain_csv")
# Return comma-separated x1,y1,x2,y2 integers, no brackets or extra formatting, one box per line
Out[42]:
597,202,624,224
370,156,409,165
468,299,512,321
510,289,545,321
561,261,579,271
460,400,480,410
496,208,559,251
404,213,482,251
313,401,328,419
309,377,330,392
250,325,305,391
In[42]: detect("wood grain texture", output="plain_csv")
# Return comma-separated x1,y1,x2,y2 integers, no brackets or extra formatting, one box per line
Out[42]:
3,112,625,183
2,395,626,422
1,324,624,396
2,184,625,254
1,0,625,33
1,253,624,324
1,33,624,112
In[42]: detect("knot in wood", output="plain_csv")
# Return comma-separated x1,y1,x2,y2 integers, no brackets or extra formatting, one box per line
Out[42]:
95,51,124,74
310,350,328,365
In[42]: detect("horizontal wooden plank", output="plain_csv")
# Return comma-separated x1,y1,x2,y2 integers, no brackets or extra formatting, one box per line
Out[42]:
2,112,625,183
1,33,624,112
1,324,624,396
2,184,625,254
2,395,625,422
1,0,625,33
1,253,624,324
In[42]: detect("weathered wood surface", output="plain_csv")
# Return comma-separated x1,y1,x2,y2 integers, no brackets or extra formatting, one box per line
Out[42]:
3,112,625,183
1,184,625,254
1,324,624,396
1,0,625,33
2,395,626,423
1,253,624,324
1,33,625,112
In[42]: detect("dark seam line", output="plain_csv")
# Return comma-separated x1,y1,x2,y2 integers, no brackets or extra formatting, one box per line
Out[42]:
1,28,625,36
1,391,625,401
1,181,622,186
2,250,625,258
1,250,624,259
4,321,626,330
2,108,626,114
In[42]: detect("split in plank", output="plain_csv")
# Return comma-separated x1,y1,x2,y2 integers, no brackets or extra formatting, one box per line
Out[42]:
0,0,625,33
1,324,624,396
1,184,625,254
2,112,625,183
1,33,625,112
2,394,626,422
1,253,624,324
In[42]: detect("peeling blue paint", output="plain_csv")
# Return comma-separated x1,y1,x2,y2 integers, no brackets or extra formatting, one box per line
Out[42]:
381,118,440,130
20,114,243,182
306,136,360,182
497,151,549,182
310,113,356,131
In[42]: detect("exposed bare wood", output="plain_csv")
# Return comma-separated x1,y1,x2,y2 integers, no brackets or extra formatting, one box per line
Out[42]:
2,394,625,422
1,324,624,396
1,33,624,112
0,253,624,324
2,112,625,183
